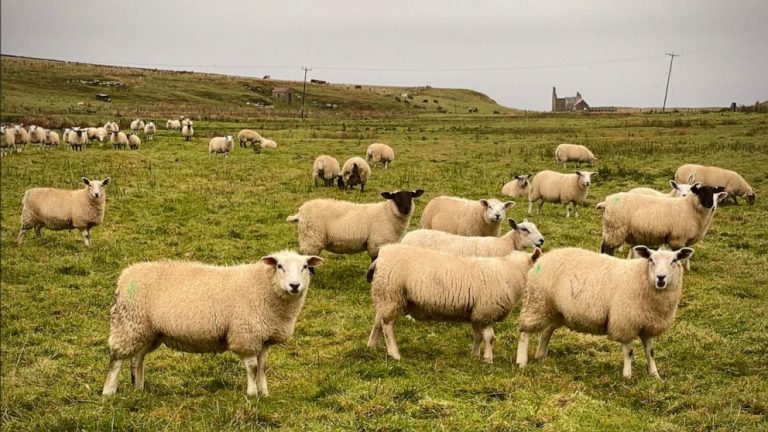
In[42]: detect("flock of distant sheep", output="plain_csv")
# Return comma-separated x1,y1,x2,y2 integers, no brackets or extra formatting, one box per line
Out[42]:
9,126,757,396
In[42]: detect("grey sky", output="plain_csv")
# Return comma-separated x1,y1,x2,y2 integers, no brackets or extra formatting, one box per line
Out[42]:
2,0,766,110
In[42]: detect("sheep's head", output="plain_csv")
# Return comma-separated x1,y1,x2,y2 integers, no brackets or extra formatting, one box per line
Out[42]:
508,219,544,248
343,163,362,185
515,174,530,188
381,189,424,217
691,183,727,210
669,180,693,197
480,199,515,224
225,135,234,144
746,191,756,206
82,177,110,200
575,171,597,187
262,251,323,296
633,246,694,289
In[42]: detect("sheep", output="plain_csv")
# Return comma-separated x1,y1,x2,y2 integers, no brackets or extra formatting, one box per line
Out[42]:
181,122,194,141
209,136,234,157
28,125,47,147
104,122,115,134
67,128,88,151
166,119,181,130
629,180,694,198
1,126,15,155
599,184,726,270
101,251,323,397
143,122,156,141
528,170,597,217
238,129,263,147
554,143,597,168
18,177,110,246
96,127,108,143
401,219,544,257
130,119,145,133
62,128,71,143
365,143,395,169
420,196,515,237
675,164,756,205
110,131,129,150
13,125,29,151
516,246,694,379
45,130,60,148
367,244,541,362
128,133,141,150
260,138,277,149
286,190,424,260
86,127,101,143
338,156,371,192
312,155,341,187
501,174,531,198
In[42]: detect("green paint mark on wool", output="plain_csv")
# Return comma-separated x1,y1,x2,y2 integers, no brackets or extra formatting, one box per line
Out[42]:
534,263,543,274
126,281,138,300
612,195,620,204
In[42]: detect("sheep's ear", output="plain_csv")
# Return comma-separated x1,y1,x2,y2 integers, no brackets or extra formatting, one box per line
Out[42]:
669,180,679,190
508,218,518,230
412,189,424,198
687,174,696,183
676,248,694,261
261,256,278,268
82,177,91,185
530,248,542,263
503,201,515,209
479,199,489,208
102,177,110,186
690,183,702,193
381,192,393,200
633,246,653,259
306,256,324,268
715,191,728,202
590,171,598,177
575,171,584,177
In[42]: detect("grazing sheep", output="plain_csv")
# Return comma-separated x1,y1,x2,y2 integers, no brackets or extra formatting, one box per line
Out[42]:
629,180,694,198
402,219,544,257
367,245,541,362
181,122,194,141
67,128,88,151
110,131,129,150
96,127,108,143
312,155,341,187
528,170,597,217
13,125,29,151
260,138,277,149
29,125,47,147
45,130,60,148
128,133,141,150
130,119,145,133
143,122,156,141
86,127,101,143
286,190,424,259
675,164,756,205
554,143,597,168
101,251,323,397
209,136,234,157
18,177,110,246
420,196,515,237
501,174,531,198
366,143,395,169
516,246,694,379
238,129,263,147
338,156,371,192
166,119,181,130
1,126,15,155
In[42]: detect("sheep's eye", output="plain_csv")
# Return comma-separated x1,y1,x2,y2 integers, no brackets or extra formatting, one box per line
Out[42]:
521,228,529,233
303,265,308,270
277,264,284,271
671,259,678,264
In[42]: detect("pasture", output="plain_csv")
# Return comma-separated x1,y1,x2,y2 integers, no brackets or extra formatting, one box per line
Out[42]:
1,112,767,431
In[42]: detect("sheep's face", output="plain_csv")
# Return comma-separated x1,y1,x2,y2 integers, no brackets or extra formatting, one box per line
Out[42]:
262,252,323,296
746,192,756,205
480,199,515,223
669,180,693,197
381,189,424,217
516,175,530,188
691,184,727,210
508,219,544,248
82,177,110,200
225,135,233,144
575,171,597,187
634,246,694,289
342,164,362,185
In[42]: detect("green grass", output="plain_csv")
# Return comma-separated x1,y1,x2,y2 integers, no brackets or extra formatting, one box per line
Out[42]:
1,111,767,431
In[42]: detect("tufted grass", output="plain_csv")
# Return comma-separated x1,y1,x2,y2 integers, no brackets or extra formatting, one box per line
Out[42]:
1,112,767,431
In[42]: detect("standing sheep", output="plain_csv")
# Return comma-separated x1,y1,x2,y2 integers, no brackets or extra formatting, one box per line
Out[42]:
111,131,129,150
181,121,194,141
143,122,156,141
554,143,597,168
86,127,103,143
101,251,323,397
128,133,141,150
209,136,234,157
13,125,29,152
286,190,424,259
366,143,395,169
516,246,693,379
501,174,531,198
238,129,263,147
675,164,756,205
67,128,88,151
130,119,145,133
1,126,15,155
401,219,544,257
420,196,515,237
528,170,597,217
28,125,47,147
312,155,341,187
45,130,60,148
338,156,371,192
18,177,110,246
367,245,541,362
166,119,181,130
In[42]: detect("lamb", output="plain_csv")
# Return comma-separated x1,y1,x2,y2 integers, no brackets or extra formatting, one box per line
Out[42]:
143,122,156,140
367,244,541,362
181,121,194,141
528,170,597,217
130,119,145,133
338,156,371,192
18,177,110,246
286,190,424,260
312,155,341,187
401,219,544,257
420,196,515,237
260,138,277,149
29,125,47,147
45,130,60,148
365,143,395,169
67,128,88,151
516,246,694,379
166,119,181,130
554,143,597,168
629,180,694,198
128,133,141,150
110,131,129,150
238,129,263,147
101,251,323,397
209,136,234,156
675,164,756,205
501,174,531,198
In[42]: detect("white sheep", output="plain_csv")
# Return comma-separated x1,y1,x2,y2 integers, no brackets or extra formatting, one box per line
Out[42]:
312,155,341,187
367,244,541,362
166,119,181,130
1,126,15,155
675,164,756,205
629,180,693,198
13,125,29,151
67,128,88,151
28,125,47,147
104,122,115,134
86,127,102,143
110,131,129,150
286,190,424,259
128,133,141,150
209,136,234,156
45,130,60,148
101,251,323,397
339,156,371,192
181,122,194,141
130,119,145,133
238,129,263,147
554,143,597,168
260,138,277,149
143,122,156,140
366,143,395,169
18,177,110,246
401,219,544,257
501,174,531,198
516,246,693,379
528,170,597,217
420,196,515,237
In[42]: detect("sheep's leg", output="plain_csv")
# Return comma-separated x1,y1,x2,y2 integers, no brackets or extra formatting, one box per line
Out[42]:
102,357,124,395
537,200,544,215
81,229,91,247
360,183,366,192
535,324,559,361
381,319,401,360
731,194,738,205
243,355,259,396
481,326,495,363
622,342,634,379
573,203,579,218
367,312,383,348
471,322,483,357
626,247,634,259
17,227,29,245
565,203,571,218
34,227,42,238
130,349,148,390
641,336,660,378
528,200,533,215
516,332,531,368
257,347,270,396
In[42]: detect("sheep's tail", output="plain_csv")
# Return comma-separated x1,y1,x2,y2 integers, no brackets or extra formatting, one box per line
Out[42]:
366,260,377,283
595,201,606,210
286,213,300,223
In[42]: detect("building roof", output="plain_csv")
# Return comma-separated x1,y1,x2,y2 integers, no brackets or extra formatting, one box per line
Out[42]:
272,87,291,93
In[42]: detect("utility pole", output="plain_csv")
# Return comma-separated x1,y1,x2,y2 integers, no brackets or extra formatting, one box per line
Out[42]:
300,66,311,120
662,53,679,112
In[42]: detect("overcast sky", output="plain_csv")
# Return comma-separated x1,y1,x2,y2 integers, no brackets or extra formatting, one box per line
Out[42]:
2,0,766,110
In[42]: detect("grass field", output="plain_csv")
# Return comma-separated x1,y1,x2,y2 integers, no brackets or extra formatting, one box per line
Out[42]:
1,111,767,431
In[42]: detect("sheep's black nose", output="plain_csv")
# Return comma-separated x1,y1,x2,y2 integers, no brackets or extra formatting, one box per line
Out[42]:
289,283,300,292
537,239,545,246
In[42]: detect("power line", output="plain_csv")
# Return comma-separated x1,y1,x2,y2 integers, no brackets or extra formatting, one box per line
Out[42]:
300,66,311,120
662,53,679,112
